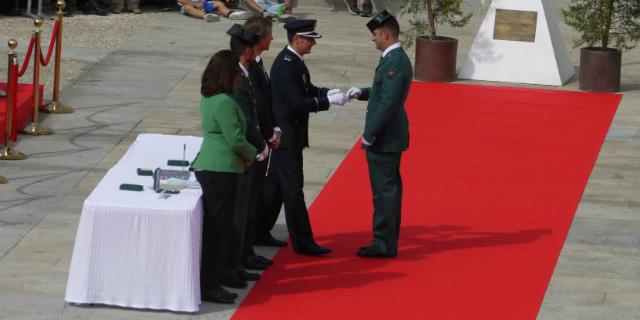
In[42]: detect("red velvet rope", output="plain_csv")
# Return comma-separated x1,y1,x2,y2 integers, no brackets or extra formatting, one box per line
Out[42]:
17,36,35,78
10,63,19,141
39,20,59,67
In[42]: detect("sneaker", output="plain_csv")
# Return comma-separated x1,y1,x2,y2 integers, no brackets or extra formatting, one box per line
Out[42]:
204,13,220,22
343,0,360,15
228,10,257,20
277,13,297,23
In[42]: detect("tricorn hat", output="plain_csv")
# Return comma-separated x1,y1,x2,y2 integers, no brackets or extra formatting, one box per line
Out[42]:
366,10,393,32
226,24,260,44
284,19,322,38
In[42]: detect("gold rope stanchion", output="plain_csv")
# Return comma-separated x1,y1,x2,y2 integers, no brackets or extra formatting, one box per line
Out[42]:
1,39,27,161
42,0,73,114
21,18,53,135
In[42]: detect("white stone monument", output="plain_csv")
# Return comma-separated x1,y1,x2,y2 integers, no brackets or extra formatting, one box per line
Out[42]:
458,0,575,86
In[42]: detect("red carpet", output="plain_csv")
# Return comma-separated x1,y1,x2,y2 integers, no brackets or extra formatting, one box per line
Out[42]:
232,82,621,319
0,83,42,142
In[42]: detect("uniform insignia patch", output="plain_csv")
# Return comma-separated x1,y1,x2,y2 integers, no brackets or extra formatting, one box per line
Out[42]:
388,70,397,78
284,55,292,62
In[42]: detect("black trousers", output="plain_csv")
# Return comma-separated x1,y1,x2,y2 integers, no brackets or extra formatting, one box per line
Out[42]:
256,151,284,240
366,150,403,256
270,148,314,250
242,159,267,256
225,160,267,277
195,170,239,292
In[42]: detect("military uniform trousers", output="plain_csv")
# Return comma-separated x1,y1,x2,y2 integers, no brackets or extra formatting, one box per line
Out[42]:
194,170,239,292
256,156,284,240
228,159,268,274
366,150,403,256
270,147,314,250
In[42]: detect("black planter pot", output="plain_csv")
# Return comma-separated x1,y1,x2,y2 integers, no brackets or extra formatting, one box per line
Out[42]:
579,47,621,92
414,36,458,82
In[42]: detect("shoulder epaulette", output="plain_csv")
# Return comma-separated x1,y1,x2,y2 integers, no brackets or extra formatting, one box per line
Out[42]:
284,54,292,62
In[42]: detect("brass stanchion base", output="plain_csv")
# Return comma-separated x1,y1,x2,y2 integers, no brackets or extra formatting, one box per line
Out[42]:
20,122,53,135
0,146,27,160
0,176,6,184
41,101,74,114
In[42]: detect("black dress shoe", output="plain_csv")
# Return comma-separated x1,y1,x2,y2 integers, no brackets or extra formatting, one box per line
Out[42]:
254,255,273,265
356,246,396,258
255,234,288,247
201,287,236,304
242,256,271,270
239,269,261,281
294,244,332,256
220,276,248,289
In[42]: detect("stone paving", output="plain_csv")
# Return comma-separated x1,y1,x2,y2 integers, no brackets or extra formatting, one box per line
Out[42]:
0,1,639,319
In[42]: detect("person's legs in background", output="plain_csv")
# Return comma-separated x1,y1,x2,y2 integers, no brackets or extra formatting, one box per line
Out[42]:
127,0,141,13
110,0,124,13
178,0,220,21
359,0,372,17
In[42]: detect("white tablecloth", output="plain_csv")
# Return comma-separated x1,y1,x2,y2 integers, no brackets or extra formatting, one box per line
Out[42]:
65,134,206,312
115,134,203,169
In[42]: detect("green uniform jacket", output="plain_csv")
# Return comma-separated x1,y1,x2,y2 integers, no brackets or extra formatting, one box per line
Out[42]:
359,46,412,152
192,93,257,173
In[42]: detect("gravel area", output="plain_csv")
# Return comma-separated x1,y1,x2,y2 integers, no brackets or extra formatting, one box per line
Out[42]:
0,11,161,96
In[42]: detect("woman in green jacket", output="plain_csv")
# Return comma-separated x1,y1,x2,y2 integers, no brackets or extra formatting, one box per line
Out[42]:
192,50,257,304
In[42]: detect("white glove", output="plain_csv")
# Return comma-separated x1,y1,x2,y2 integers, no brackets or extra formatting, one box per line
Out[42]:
347,87,362,100
328,93,348,106
361,136,373,146
256,145,269,162
327,89,342,97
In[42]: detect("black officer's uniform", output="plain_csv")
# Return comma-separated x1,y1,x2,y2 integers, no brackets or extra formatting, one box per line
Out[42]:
268,20,332,255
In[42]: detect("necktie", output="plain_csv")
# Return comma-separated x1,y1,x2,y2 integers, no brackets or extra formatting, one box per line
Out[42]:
258,59,269,78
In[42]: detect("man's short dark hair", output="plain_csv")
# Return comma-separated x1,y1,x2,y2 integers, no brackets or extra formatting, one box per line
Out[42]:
244,16,273,39
379,17,400,38
287,31,296,44
230,37,254,58
201,50,240,97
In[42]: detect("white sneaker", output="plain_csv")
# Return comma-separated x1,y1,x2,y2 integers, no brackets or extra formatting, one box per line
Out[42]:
204,13,220,22
228,10,257,20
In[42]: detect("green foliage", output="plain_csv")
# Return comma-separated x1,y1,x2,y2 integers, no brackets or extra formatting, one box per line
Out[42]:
562,0,640,51
398,0,472,48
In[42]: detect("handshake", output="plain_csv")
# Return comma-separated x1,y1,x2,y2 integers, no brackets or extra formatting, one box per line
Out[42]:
327,87,362,106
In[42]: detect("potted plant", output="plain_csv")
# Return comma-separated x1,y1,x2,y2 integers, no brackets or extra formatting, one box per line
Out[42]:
398,0,472,82
562,0,640,92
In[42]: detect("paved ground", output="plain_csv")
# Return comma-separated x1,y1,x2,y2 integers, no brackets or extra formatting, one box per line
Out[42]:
0,0,639,319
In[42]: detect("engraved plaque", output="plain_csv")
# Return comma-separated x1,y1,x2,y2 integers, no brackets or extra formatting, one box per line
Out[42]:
493,9,538,42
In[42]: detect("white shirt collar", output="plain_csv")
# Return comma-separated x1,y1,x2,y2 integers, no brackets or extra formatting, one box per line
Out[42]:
239,62,250,78
286,45,304,61
255,55,262,64
382,42,402,58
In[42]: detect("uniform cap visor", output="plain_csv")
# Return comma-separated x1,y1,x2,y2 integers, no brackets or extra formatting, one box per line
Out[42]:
297,31,322,38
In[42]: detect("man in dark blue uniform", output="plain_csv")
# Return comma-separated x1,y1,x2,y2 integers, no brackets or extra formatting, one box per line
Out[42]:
269,19,348,256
